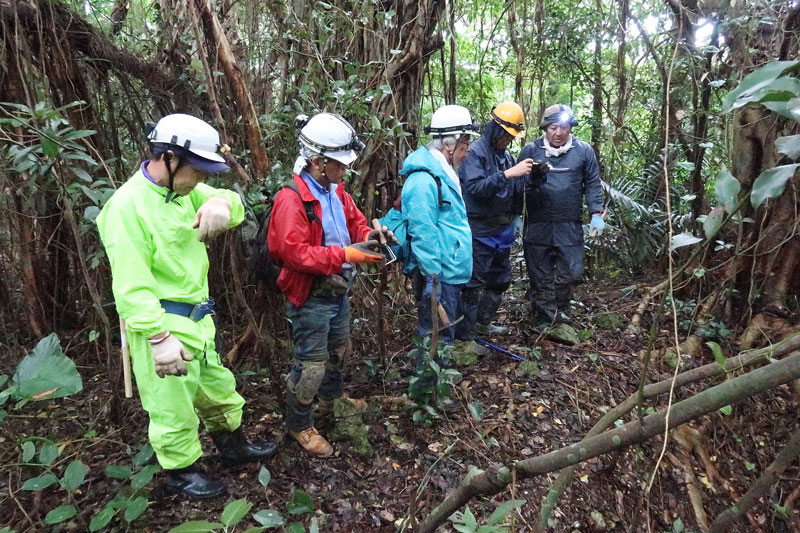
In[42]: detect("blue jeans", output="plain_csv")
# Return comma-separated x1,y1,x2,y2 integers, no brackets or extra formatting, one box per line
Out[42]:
412,270,463,345
285,295,351,431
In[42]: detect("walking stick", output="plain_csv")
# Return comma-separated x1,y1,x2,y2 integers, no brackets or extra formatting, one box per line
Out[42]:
119,317,133,398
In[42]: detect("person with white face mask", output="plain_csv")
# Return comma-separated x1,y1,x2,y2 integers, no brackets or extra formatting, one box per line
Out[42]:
519,105,605,332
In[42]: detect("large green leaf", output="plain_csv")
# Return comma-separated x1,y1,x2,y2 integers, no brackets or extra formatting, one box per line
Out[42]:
22,473,58,490
130,464,159,490
44,504,77,524
751,164,800,209
721,60,800,114
132,443,154,467
221,498,252,528
487,499,526,525
104,465,132,479
253,509,285,527
714,166,741,213
258,466,271,487
776,135,800,159
124,496,149,522
61,459,87,491
11,333,82,401
762,97,800,120
168,521,223,533
286,490,315,515
703,206,726,239
89,506,116,531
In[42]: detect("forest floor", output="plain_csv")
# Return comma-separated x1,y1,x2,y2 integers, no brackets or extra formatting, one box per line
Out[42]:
1,269,799,532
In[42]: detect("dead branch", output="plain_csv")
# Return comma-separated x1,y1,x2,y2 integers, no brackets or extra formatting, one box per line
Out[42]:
194,0,269,181
418,349,800,533
709,424,800,532
534,332,800,530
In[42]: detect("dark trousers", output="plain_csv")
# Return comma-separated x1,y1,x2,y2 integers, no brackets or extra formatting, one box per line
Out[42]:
457,239,512,341
524,242,584,322
412,270,463,345
285,296,350,431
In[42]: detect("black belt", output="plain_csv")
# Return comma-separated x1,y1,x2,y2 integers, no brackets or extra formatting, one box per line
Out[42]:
160,298,216,322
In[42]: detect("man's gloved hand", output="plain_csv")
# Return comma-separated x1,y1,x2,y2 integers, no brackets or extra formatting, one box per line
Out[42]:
422,276,442,302
150,333,193,378
505,158,534,179
529,160,551,188
193,197,232,242
367,225,397,244
343,240,384,264
589,214,606,236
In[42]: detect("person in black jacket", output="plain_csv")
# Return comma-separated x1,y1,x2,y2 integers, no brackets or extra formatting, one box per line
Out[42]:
519,105,605,331
457,102,534,339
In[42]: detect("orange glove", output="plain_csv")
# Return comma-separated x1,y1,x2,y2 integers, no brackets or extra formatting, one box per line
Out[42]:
343,240,384,264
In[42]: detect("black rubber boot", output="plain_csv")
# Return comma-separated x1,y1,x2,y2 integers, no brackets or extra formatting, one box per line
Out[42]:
210,427,277,467
164,466,226,500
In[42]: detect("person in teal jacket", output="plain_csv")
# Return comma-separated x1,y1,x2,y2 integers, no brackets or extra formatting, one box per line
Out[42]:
96,114,276,499
400,105,476,345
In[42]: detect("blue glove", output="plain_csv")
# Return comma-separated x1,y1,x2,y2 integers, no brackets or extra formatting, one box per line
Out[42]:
589,214,606,236
422,276,442,302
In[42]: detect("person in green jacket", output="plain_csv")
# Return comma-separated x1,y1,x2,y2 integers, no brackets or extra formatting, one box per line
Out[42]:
96,114,276,499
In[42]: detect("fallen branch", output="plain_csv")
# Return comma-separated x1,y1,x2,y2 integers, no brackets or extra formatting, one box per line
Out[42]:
709,425,800,532
534,332,800,530
417,351,800,532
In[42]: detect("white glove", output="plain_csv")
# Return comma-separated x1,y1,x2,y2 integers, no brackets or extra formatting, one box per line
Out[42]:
150,334,193,378
193,197,231,242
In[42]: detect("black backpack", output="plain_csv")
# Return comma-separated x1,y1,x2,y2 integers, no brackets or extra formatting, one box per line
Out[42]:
248,180,323,285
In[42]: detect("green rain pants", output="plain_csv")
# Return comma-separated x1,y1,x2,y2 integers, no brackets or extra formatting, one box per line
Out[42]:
129,324,244,470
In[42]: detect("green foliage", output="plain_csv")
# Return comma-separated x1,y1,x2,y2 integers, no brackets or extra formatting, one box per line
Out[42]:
286,489,315,515
448,499,526,532
407,338,462,425
11,333,82,401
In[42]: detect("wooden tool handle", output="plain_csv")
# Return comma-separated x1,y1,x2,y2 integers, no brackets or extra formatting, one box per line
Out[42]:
120,317,133,398
437,303,451,327
371,219,387,245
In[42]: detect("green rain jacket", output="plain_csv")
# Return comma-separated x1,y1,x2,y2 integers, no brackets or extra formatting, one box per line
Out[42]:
96,168,244,353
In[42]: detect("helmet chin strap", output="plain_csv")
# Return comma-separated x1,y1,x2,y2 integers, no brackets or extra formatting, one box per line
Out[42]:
162,151,183,203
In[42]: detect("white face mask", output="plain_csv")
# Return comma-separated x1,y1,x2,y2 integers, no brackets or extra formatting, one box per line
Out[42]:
543,135,574,157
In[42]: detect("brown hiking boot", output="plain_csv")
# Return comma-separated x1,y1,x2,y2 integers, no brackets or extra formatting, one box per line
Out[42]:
290,427,333,458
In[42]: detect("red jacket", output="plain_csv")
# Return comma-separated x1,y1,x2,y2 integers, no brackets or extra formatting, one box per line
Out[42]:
267,174,372,307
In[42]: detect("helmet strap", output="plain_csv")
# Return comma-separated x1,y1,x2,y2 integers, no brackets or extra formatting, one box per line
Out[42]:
163,151,181,203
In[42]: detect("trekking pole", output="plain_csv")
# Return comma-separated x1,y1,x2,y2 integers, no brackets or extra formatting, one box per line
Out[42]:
474,338,527,362
119,317,133,398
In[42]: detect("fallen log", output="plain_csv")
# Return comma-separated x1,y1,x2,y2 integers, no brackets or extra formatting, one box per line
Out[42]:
417,350,800,532
534,332,800,530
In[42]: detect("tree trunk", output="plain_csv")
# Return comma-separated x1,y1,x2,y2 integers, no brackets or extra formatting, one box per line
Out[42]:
195,0,269,181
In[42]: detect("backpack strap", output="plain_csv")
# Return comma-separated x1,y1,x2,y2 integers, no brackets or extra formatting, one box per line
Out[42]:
284,179,326,246
411,169,449,209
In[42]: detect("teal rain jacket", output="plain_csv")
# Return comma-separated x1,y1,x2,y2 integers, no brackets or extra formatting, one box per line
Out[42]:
399,146,472,285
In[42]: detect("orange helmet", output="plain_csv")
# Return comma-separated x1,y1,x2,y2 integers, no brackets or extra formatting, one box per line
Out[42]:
490,102,525,138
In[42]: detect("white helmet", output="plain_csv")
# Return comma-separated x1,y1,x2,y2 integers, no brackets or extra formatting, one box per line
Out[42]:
426,105,479,138
147,113,230,173
297,113,364,166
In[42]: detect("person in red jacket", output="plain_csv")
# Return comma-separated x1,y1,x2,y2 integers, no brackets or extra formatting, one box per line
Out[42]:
268,113,392,457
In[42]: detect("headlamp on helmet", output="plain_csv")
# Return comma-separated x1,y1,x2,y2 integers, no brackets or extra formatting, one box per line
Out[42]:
540,104,579,130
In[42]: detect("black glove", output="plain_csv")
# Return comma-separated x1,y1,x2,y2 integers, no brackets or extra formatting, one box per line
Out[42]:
528,160,550,188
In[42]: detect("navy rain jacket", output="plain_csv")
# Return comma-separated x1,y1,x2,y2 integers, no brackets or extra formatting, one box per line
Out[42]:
519,136,604,246
458,120,525,236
